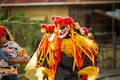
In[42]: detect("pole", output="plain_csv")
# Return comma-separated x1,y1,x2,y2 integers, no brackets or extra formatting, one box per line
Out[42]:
112,0,116,68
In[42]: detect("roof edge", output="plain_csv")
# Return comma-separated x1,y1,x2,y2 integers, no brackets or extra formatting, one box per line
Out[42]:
0,1,120,7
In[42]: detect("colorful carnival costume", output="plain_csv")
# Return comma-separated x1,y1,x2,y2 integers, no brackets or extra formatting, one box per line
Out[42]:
25,16,99,80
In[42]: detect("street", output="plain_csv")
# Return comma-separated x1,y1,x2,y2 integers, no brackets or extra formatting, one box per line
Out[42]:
97,69,120,80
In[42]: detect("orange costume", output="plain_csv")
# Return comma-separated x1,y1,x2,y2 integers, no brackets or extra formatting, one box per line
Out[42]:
25,16,99,80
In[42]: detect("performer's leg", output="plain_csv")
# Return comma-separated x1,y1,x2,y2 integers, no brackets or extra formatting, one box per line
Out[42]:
55,65,71,80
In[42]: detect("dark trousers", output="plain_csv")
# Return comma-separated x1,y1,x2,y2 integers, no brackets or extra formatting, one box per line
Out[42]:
55,53,78,80
1,74,18,80
55,65,78,80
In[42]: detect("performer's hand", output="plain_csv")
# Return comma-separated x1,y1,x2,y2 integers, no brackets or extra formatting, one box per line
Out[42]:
35,67,49,80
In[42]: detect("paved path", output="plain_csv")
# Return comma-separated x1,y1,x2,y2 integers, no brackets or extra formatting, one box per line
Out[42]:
97,69,120,80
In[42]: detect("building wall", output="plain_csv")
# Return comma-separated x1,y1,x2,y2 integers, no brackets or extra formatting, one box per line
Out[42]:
8,6,69,23
98,44,120,69
69,6,94,27
0,9,2,13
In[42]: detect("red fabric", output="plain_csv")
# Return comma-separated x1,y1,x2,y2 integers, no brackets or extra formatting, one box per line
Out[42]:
55,37,61,70
52,16,75,27
81,27,89,33
81,75,88,80
41,24,55,33
0,26,5,39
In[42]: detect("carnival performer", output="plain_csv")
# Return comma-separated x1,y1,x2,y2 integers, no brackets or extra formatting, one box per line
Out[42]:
25,16,99,80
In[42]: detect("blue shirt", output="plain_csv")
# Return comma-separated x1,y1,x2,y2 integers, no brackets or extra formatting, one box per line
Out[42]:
0,48,9,61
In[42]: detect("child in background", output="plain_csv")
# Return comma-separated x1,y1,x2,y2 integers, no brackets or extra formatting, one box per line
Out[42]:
0,26,30,80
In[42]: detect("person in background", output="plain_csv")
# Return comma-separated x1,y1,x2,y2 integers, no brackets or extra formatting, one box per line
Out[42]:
79,27,94,40
79,27,89,37
0,26,30,80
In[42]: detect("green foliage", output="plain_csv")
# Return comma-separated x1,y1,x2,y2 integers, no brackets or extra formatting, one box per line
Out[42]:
0,12,43,56
0,12,8,20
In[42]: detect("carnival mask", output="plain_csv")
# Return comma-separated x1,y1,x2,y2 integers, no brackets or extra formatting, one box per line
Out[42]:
58,25,70,39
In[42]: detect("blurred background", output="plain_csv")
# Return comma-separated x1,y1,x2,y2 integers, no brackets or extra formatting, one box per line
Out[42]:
0,0,120,80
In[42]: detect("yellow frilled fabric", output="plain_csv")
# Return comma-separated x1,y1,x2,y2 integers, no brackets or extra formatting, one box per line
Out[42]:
61,38,74,57
74,32,98,66
35,67,55,80
24,34,50,80
77,66,99,80
60,31,98,70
